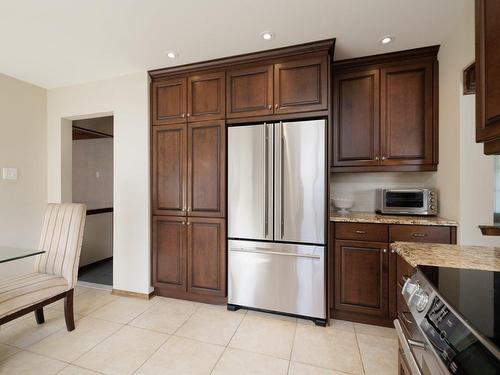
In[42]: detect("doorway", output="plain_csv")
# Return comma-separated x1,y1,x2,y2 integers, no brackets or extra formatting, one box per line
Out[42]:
72,116,114,287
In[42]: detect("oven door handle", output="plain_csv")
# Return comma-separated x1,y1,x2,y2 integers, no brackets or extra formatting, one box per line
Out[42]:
394,319,423,375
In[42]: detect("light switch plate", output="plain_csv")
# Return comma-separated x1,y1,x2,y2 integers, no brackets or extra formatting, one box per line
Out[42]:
2,167,18,180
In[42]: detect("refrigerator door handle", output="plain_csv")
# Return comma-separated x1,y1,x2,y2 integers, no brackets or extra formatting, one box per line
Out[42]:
280,122,285,239
264,123,268,238
230,247,321,259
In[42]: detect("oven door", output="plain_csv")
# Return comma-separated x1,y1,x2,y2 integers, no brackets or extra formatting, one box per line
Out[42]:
383,190,429,215
394,319,447,375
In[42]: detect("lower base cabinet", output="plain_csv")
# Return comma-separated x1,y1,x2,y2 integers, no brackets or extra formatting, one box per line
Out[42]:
330,221,456,326
152,216,226,303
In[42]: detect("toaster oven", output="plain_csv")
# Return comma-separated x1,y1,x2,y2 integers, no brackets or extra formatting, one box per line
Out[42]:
375,189,437,216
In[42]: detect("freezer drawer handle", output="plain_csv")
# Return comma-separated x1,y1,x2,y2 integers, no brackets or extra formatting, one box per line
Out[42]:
230,247,321,259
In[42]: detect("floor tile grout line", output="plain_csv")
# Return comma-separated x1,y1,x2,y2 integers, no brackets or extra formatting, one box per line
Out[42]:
354,332,367,375
130,331,172,375
209,307,247,374
286,320,298,374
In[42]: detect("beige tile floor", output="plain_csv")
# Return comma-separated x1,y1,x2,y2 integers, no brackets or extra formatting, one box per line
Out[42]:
0,286,398,375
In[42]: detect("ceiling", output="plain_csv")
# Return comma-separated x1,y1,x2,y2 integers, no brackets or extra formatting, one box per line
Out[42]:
0,0,467,89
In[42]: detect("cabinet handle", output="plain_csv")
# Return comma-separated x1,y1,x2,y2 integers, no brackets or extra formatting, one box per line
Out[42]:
182,113,185,118
187,222,191,226
268,104,272,110
381,156,387,160
354,230,366,234
391,249,395,254
187,207,191,212
187,113,190,117
182,221,186,225
375,156,379,161
412,233,427,238
275,104,278,109
383,249,387,253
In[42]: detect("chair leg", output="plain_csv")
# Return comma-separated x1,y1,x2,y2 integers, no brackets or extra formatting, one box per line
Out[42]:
64,289,75,331
34,308,45,325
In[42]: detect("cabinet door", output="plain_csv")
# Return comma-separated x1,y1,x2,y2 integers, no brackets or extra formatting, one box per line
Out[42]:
380,62,434,165
226,65,274,118
187,217,226,297
274,56,328,114
188,72,225,122
333,69,380,167
187,120,225,217
152,78,187,125
335,240,389,318
152,216,187,291
476,0,500,143
152,124,187,216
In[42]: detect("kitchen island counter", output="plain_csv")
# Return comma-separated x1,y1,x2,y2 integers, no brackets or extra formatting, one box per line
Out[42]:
392,242,500,271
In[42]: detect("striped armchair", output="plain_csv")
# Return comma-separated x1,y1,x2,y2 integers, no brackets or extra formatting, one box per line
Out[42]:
0,203,86,331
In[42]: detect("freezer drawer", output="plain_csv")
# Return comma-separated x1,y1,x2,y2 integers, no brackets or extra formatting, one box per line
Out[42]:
228,240,325,319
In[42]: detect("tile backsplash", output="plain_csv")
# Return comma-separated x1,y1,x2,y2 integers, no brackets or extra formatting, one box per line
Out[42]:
330,172,436,212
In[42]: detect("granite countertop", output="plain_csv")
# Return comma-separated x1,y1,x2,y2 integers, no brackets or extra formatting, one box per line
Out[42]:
392,242,500,271
329,211,458,226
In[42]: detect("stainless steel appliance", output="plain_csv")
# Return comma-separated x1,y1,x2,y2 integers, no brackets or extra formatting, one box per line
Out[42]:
376,188,437,216
227,120,326,325
397,266,500,375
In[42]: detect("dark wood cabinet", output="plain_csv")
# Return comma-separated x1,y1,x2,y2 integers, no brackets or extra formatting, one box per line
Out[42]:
226,65,274,118
152,216,187,291
152,78,187,125
187,121,225,217
476,0,500,154
332,46,439,172
333,69,380,167
330,221,456,326
188,72,225,122
152,124,187,216
274,56,328,114
334,240,389,319
187,218,226,297
381,62,434,166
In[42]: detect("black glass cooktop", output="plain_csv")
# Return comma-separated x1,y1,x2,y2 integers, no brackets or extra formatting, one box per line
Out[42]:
420,265,500,348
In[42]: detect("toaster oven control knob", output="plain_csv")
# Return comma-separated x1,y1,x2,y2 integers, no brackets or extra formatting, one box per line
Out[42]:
414,290,430,312
430,191,436,196
430,205,436,210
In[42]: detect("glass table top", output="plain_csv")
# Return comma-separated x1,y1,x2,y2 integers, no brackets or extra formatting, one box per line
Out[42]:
0,246,44,263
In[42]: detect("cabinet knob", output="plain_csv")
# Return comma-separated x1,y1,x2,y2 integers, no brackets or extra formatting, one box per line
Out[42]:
275,104,278,109
187,222,191,226
182,221,186,225
187,207,191,212
187,113,190,117
182,113,185,118
383,249,387,253
268,104,272,110
381,156,387,160
375,156,379,161
391,249,395,254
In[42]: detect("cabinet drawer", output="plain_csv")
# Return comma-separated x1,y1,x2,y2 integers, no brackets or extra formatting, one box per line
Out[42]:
335,223,388,242
390,225,451,243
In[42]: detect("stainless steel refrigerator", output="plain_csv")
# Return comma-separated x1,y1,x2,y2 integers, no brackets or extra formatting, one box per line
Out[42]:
227,119,326,324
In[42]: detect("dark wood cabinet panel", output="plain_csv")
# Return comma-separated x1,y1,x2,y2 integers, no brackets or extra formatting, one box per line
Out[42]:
187,218,226,296
335,222,388,243
381,62,434,165
152,124,187,216
274,56,328,114
476,0,500,145
334,240,389,317
226,65,274,118
152,78,187,125
152,216,186,291
333,69,380,167
187,121,225,217
188,72,225,122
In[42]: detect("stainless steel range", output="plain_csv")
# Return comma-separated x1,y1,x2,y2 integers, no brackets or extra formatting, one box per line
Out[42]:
397,266,500,375
227,119,326,325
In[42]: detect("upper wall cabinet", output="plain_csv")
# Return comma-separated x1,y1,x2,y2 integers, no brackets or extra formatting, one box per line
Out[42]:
331,46,439,172
152,72,225,125
226,65,274,118
152,78,187,125
274,56,328,114
476,0,500,154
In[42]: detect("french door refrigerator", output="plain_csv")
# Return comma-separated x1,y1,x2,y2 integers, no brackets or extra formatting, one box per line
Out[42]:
227,119,326,325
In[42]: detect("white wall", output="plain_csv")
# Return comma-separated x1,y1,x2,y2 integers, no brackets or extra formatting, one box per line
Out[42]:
0,74,47,279
47,72,151,294
79,213,113,267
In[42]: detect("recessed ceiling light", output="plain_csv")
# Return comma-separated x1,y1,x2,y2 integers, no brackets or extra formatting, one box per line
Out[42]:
165,51,177,59
380,36,394,45
260,31,275,41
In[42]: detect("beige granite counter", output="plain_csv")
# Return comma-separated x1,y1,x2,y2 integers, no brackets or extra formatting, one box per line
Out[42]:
392,242,500,271
330,211,458,226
